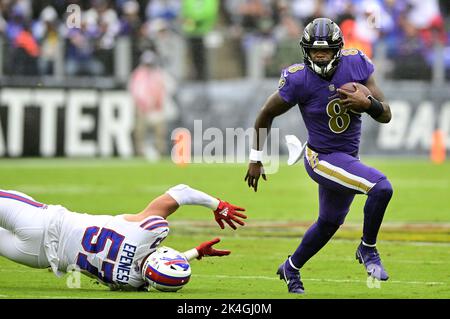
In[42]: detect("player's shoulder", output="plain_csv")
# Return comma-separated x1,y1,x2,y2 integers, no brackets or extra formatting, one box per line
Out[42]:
109,215,168,238
341,48,373,64
133,215,170,238
285,63,306,74
279,63,306,89
282,63,307,79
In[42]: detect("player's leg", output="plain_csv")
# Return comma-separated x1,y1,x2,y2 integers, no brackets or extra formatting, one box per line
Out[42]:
304,147,393,280
304,147,393,242
289,185,355,269
356,178,392,281
0,227,48,268
277,185,354,293
362,179,393,246
0,191,50,268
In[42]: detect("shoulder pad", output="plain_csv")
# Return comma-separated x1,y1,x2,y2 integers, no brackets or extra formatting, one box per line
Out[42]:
287,64,305,74
341,48,359,56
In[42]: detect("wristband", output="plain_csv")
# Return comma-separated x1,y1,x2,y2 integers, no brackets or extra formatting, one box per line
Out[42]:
366,96,384,119
183,248,199,261
249,149,263,162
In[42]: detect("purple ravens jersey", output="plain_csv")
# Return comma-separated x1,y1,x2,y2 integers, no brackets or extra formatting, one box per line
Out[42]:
278,49,374,154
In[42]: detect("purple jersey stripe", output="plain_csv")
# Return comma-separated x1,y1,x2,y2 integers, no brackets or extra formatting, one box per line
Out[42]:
0,191,45,208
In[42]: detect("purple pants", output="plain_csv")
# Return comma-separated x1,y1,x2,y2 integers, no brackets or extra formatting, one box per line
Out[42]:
303,145,387,225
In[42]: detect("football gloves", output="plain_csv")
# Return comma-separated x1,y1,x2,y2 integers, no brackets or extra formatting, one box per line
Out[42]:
213,200,247,230
195,237,230,260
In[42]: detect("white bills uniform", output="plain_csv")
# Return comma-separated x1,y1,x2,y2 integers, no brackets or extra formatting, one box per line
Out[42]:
0,190,169,291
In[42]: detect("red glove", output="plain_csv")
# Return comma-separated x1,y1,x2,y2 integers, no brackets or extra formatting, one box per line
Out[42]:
213,200,247,230
195,237,230,260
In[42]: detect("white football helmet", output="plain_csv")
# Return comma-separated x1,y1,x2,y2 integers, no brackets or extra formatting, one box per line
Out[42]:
142,246,191,292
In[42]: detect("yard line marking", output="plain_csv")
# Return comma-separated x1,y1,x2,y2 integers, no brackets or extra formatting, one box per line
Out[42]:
192,274,447,286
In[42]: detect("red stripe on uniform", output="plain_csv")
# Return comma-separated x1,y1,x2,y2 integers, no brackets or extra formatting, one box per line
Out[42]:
0,191,44,207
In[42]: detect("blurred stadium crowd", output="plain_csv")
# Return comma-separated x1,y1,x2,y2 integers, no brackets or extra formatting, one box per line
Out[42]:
0,0,449,81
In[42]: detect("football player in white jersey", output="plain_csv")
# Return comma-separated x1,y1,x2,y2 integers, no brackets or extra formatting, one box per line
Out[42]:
0,184,247,291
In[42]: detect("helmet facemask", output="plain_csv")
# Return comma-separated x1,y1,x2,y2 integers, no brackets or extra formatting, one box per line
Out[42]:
300,18,344,79
302,47,342,78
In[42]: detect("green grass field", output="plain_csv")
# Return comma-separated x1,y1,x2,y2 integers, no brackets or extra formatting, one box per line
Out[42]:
1,158,449,299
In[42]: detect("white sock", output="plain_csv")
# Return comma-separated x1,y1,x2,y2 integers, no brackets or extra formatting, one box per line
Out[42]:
288,257,300,270
166,184,220,210
362,240,376,248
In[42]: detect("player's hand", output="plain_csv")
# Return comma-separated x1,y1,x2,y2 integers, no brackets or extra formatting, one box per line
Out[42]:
244,161,267,192
213,200,247,230
195,237,230,260
337,83,371,113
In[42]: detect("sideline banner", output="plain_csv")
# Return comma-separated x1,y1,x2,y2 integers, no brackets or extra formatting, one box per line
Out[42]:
0,81,449,157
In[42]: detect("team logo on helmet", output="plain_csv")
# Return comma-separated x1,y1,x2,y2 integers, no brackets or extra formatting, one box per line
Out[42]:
142,246,191,292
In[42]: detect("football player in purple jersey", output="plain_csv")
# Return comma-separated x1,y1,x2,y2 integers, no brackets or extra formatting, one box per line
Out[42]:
244,18,393,294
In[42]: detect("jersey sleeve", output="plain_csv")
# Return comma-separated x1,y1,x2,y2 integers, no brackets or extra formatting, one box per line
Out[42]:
277,64,304,105
352,50,375,84
138,216,170,242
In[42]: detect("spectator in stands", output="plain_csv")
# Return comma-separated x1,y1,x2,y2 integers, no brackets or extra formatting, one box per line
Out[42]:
390,4,431,79
406,0,447,54
143,18,186,81
0,0,448,81
33,5,60,75
181,0,219,81
118,0,142,68
265,0,302,76
65,12,105,76
4,3,39,75
129,50,178,160
13,22,40,75
272,0,302,41
0,7,6,36
327,0,356,25
119,0,141,37
340,18,373,58
86,0,120,75
145,0,181,30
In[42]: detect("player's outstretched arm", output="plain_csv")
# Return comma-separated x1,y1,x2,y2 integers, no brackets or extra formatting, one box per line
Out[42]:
183,237,231,261
125,184,247,230
245,91,294,192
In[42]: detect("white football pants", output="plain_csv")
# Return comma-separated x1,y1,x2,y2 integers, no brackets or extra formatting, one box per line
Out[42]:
0,190,50,269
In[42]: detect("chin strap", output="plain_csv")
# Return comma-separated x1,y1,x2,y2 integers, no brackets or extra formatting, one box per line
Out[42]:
310,58,337,77
305,49,341,78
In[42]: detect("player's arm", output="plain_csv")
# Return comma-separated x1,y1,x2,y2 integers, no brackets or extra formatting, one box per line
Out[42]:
183,237,231,261
337,75,392,124
123,184,247,230
245,91,295,192
363,75,392,123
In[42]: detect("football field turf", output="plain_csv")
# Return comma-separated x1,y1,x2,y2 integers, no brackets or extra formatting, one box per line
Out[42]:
0,158,449,299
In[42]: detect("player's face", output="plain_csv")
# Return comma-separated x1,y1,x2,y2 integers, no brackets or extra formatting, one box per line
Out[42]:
309,49,335,65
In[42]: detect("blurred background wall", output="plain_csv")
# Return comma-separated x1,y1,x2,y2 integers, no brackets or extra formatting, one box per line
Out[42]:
0,0,449,158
